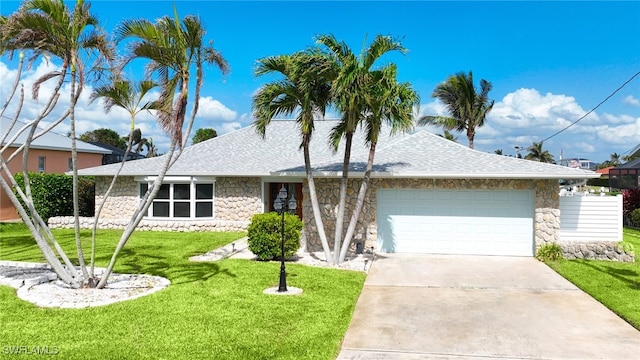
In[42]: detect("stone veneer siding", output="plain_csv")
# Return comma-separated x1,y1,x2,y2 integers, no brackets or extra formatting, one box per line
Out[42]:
302,178,560,254
49,176,262,232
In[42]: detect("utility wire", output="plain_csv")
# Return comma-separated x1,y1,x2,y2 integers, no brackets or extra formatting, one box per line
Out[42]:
540,71,640,144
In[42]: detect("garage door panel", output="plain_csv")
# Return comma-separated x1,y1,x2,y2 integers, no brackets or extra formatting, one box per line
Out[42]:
377,189,534,256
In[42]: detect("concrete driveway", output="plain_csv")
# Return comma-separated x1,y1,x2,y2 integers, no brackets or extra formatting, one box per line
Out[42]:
337,254,640,360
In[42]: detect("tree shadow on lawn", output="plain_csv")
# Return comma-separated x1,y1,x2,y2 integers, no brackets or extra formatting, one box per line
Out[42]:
103,247,237,285
0,233,46,262
577,260,640,290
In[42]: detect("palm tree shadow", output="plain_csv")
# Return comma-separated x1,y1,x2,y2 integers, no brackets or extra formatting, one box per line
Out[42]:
579,260,640,290
98,247,236,285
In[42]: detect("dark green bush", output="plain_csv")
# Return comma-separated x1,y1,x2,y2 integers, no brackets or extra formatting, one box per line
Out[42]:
13,172,95,223
631,208,640,228
586,177,610,188
247,212,303,261
78,176,95,217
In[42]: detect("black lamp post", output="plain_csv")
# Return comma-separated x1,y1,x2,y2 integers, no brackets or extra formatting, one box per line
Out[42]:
273,185,297,292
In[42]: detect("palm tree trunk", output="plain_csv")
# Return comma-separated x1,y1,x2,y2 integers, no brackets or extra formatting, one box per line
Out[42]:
333,132,353,264
96,138,178,289
90,124,137,277
0,175,80,287
339,141,376,262
303,135,332,261
69,66,90,282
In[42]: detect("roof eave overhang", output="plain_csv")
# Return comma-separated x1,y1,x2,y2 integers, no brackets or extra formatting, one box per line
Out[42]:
272,171,601,180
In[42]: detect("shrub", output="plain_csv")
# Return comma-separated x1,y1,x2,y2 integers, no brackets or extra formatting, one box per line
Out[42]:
536,243,564,262
13,172,95,223
78,176,95,217
631,209,640,228
247,212,303,261
623,188,640,217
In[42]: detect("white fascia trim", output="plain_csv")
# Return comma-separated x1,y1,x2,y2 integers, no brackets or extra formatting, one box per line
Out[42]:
134,175,216,182
272,171,601,180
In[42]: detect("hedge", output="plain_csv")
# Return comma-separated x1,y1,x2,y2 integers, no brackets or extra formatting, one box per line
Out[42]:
13,172,95,223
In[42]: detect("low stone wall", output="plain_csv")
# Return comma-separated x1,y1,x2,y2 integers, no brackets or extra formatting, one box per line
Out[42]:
49,216,248,232
559,242,635,262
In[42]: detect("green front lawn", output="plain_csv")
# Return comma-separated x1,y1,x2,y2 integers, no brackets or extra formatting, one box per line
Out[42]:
0,223,366,359
546,227,640,330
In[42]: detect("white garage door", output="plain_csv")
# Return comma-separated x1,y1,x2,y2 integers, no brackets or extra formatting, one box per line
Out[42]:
377,189,534,256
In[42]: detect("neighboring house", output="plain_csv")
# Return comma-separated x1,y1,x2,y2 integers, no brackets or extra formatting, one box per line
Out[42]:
58,120,609,259
609,158,640,190
88,142,146,165
0,118,110,221
559,158,597,170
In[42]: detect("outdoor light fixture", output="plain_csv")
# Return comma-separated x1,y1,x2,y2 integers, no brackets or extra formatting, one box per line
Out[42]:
273,185,297,292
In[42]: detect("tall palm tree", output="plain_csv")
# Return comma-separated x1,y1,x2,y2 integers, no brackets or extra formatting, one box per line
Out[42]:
1,0,113,287
96,9,229,288
89,78,156,280
339,64,418,262
418,71,494,149
317,34,406,264
252,50,335,262
525,141,555,163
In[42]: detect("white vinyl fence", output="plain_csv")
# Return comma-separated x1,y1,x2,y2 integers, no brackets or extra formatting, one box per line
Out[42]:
559,194,623,242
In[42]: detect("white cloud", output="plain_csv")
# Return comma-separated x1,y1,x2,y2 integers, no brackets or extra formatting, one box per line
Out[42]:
1,59,245,153
417,101,447,118
624,95,640,107
489,88,599,130
198,96,237,121
597,117,640,144
219,122,242,134
571,142,596,153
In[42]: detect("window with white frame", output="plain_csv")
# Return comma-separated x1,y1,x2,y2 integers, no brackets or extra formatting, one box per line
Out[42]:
138,177,214,219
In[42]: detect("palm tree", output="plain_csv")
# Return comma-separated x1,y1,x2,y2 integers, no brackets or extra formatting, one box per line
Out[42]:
525,141,555,163
418,71,494,149
610,153,621,166
252,50,335,262
439,130,458,142
94,9,230,288
494,149,503,155
1,0,113,287
145,137,158,157
339,64,418,262
317,34,406,264
89,78,156,280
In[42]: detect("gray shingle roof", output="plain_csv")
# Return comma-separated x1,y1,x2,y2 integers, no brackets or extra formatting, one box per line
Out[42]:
1,118,111,154
76,120,598,180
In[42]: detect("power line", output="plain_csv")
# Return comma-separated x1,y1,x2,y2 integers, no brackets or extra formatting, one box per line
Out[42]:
540,71,640,144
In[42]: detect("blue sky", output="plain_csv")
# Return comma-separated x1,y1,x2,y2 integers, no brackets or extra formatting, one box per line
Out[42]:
1,1,639,163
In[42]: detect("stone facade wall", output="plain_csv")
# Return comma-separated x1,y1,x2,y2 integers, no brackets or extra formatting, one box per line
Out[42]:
50,176,262,232
95,177,139,219
214,177,263,222
559,242,634,262
303,178,560,254
51,175,632,262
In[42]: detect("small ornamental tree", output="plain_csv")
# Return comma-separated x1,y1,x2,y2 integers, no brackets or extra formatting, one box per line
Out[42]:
247,212,303,261
623,189,640,226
